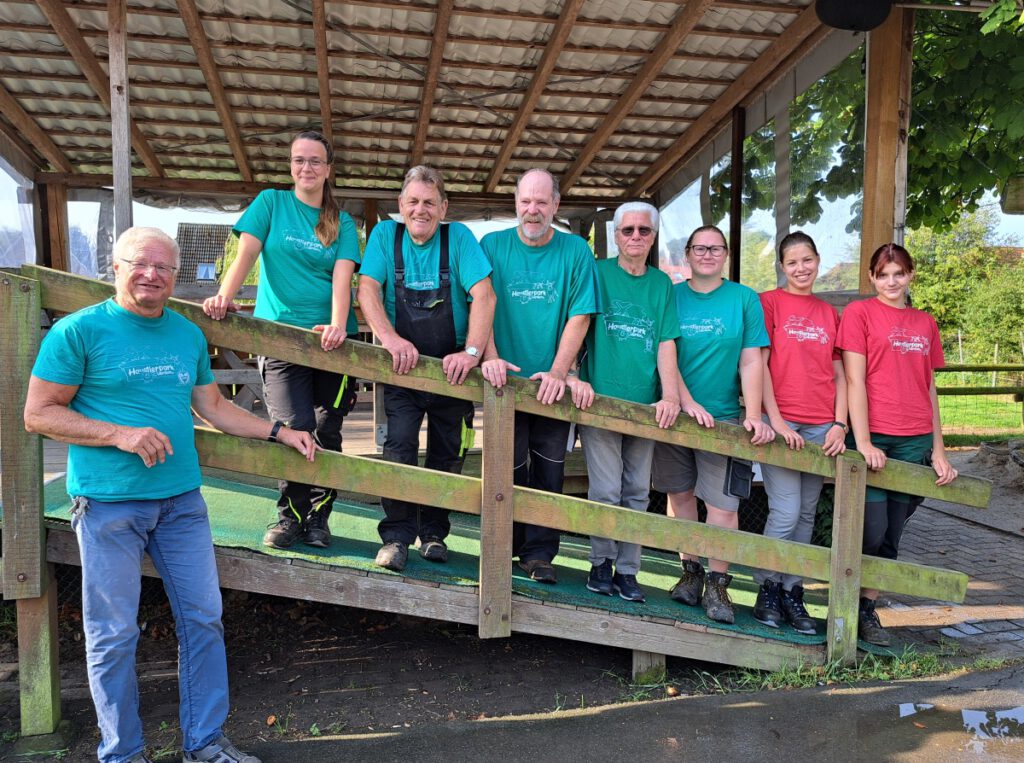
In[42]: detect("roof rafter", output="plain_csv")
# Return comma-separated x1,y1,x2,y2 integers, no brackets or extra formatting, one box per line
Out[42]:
483,0,584,193
560,0,718,193
33,0,164,177
0,81,73,173
175,0,253,182
629,5,823,196
409,0,453,167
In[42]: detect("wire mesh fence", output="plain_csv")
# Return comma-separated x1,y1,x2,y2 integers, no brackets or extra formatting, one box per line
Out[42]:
936,367,1024,440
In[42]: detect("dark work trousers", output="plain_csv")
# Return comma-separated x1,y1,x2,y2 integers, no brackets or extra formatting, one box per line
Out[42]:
259,357,357,524
378,385,474,545
512,411,570,562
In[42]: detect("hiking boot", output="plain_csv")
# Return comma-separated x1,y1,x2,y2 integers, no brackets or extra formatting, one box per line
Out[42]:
303,510,331,548
375,541,408,572
858,597,891,646
586,559,614,595
702,572,735,624
613,572,646,603
263,517,303,549
519,558,557,584
781,585,817,635
419,537,448,563
752,579,783,628
669,560,705,606
183,735,261,763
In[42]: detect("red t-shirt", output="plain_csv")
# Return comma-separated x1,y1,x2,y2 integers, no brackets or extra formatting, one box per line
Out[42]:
836,298,944,435
760,288,841,424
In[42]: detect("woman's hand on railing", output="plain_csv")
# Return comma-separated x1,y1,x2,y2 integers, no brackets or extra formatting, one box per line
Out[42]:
312,324,347,352
566,377,594,410
931,452,958,486
858,442,887,471
681,399,714,428
653,397,681,429
743,417,776,446
821,425,847,457
202,293,239,320
481,358,520,389
771,418,805,450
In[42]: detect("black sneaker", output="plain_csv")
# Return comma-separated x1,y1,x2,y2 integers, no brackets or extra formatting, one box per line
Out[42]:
375,541,408,571
858,597,891,646
613,572,646,603
419,537,448,563
586,560,614,595
781,585,817,635
669,560,705,606
702,572,735,624
303,510,331,548
753,579,783,628
263,517,303,549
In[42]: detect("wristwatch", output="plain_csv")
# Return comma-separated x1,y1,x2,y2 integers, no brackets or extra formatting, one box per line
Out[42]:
464,346,480,357
267,420,284,442
833,421,849,433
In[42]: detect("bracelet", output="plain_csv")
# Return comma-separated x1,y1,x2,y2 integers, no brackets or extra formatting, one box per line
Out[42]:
833,421,849,433
267,420,283,442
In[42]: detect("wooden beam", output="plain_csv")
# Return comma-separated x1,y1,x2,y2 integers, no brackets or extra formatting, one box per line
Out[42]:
42,185,70,273
108,0,133,236
728,106,744,283
478,384,514,638
33,0,164,178
0,84,72,173
311,0,334,155
17,566,61,736
827,455,867,665
560,0,717,193
628,5,823,197
409,0,453,167
860,9,915,291
175,0,253,182
483,0,584,193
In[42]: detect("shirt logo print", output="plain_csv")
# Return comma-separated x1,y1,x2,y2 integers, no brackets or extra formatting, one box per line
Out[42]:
782,315,830,344
887,327,930,355
508,271,558,304
679,316,725,337
604,300,656,352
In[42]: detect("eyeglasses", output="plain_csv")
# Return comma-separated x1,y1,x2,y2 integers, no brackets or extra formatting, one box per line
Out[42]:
291,157,328,169
688,244,728,258
618,226,654,237
119,258,178,277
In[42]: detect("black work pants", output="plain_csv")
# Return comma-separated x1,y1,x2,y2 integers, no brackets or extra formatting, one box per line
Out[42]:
511,411,570,563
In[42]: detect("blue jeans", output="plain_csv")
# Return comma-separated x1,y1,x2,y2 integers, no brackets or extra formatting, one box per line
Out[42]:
579,425,655,575
71,488,228,763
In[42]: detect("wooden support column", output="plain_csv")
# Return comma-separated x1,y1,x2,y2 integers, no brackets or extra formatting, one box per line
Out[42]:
827,454,868,665
40,184,70,273
0,272,59,733
860,9,914,291
728,106,744,283
774,105,791,288
632,650,667,681
109,0,133,236
478,384,514,638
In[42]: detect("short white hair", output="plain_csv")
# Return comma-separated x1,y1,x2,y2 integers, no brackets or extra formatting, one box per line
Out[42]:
113,227,180,266
613,201,659,233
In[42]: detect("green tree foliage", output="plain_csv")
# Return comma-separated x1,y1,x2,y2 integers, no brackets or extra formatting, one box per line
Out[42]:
738,227,778,293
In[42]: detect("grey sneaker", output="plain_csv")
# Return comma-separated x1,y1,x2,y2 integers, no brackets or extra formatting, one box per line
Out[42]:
702,572,735,624
183,735,261,763
375,541,409,571
858,597,891,646
669,560,705,606
612,572,646,603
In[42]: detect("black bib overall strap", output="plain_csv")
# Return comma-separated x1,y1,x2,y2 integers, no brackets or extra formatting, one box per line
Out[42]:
393,222,458,359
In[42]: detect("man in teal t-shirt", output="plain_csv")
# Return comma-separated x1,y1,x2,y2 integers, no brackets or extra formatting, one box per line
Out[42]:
24,228,315,763
358,166,496,573
480,168,601,584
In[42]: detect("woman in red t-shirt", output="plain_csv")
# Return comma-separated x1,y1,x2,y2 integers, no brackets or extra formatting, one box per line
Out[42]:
836,242,958,646
755,232,848,636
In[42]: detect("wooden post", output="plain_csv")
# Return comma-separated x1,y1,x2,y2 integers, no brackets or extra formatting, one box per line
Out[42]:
827,454,868,665
41,184,70,272
109,0,133,236
632,650,666,681
728,106,744,283
860,9,914,292
478,384,514,638
0,272,60,733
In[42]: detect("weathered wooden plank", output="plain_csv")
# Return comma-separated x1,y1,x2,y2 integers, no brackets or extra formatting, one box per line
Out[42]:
631,650,666,680
1,272,45,599
827,455,867,665
108,0,133,235
17,565,61,735
478,384,514,638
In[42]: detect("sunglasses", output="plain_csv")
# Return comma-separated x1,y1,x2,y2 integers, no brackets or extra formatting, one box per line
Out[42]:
618,226,654,237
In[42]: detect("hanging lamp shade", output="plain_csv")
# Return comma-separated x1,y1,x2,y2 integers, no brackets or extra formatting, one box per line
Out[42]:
815,0,892,32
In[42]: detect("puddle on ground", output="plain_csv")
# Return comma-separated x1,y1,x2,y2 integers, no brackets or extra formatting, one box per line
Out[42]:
898,703,1024,754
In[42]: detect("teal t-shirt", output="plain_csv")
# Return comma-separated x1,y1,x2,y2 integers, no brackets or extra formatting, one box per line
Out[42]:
581,260,680,405
672,279,769,419
234,188,361,332
359,220,492,346
30,299,215,502
481,228,600,378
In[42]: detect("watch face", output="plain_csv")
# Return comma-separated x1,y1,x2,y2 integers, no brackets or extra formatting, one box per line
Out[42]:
465,346,479,357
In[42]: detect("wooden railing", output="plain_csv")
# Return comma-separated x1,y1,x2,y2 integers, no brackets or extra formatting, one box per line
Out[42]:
0,266,993,735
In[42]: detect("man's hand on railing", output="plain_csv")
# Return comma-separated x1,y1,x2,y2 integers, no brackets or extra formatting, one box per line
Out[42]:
202,294,239,320
481,357,520,389
653,397,680,429
275,427,320,462
822,425,847,457
442,349,480,385
681,398,715,428
743,416,775,446
531,370,567,405
932,452,958,486
566,377,594,410
381,335,420,374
